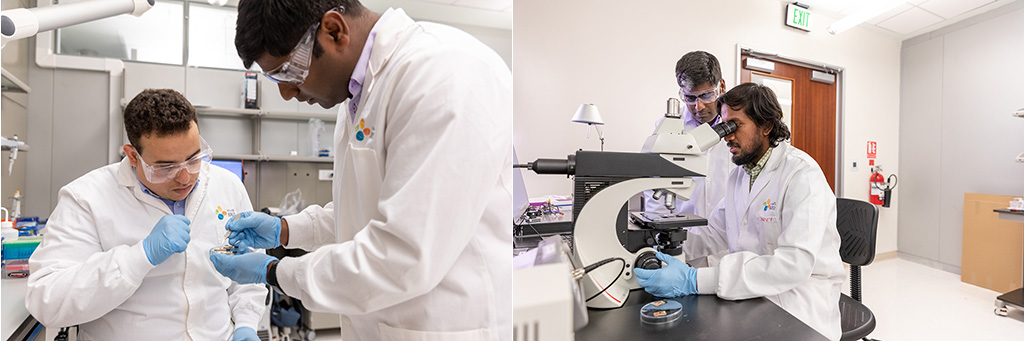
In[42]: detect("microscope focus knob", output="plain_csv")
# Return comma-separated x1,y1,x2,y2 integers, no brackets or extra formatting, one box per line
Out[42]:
635,251,662,270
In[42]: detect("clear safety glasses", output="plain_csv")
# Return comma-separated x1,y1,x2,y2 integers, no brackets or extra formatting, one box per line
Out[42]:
263,22,318,85
262,6,346,86
679,87,721,105
134,137,213,184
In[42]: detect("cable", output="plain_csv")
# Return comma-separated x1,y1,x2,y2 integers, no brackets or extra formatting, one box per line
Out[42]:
583,257,626,302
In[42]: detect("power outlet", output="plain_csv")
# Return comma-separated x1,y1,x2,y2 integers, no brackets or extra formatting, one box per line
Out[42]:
318,169,334,181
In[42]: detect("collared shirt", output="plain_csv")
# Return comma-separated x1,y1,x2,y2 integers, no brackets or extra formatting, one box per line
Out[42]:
682,109,722,131
347,8,394,121
742,147,773,190
135,170,197,215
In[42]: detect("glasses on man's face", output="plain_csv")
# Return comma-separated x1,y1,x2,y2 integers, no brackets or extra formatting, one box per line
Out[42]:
263,23,319,86
679,87,721,105
262,6,346,86
134,137,213,184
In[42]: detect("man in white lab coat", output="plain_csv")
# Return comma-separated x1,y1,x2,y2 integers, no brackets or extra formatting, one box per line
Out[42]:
26,89,267,340
208,1,511,340
634,83,844,340
644,52,733,232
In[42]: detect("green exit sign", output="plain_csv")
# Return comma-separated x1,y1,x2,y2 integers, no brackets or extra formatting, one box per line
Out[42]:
786,3,812,31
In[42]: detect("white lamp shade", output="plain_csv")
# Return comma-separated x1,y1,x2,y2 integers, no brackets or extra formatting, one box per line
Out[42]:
571,103,604,125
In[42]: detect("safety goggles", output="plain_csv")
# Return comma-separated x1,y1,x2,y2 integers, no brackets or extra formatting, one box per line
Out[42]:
678,87,721,105
133,137,213,184
262,6,346,86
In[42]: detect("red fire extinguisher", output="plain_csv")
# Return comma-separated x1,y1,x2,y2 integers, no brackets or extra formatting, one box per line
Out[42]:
869,170,885,205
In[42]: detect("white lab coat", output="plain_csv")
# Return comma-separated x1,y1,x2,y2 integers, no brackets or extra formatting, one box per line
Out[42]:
276,9,512,341
26,158,267,340
685,142,844,341
643,113,732,221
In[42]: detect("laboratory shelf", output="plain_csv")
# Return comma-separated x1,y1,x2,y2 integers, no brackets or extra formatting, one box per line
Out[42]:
213,153,332,163
195,106,261,117
213,153,262,161
263,155,333,163
263,111,336,121
195,106,336,122
1,68,31,93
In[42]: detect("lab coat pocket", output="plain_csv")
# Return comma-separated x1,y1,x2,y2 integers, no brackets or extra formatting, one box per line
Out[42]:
345,145,384,202
341,145,385,230
348,145,383,184
757,211,783,253
378,323,491,341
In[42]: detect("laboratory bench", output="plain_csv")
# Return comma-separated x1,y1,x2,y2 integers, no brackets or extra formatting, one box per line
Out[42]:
2,278,40,341
576,290,828,340
515,233,827,340
994,208,1024,316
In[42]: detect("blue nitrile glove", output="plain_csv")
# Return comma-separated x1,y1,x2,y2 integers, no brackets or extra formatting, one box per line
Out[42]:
210,252,276,285
232,327,259,341
142,215,191,266
226,211,281,249
632,252,699,297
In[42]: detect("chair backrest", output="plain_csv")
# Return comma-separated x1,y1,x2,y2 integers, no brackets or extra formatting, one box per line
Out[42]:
836,198,879,267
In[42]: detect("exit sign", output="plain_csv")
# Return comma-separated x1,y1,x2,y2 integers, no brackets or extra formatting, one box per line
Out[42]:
786,3,812,31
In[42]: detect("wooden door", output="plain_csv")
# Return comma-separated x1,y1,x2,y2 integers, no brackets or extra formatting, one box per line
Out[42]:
741,54,837,192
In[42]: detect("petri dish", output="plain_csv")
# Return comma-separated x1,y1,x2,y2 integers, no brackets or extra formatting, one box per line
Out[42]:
640,299,683,324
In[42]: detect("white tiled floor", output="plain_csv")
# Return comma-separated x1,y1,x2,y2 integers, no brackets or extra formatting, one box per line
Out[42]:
854,257,1024,340
313,256,1024,340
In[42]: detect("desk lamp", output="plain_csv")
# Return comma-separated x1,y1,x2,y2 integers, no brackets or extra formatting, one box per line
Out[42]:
572,103,605,151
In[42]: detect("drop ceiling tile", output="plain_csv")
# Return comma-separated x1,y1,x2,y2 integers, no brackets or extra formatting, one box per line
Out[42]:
867,3,914,24
452,0,512,11
876,6,944,34
798,0,858,14
415,0,459,4
918,0,996,18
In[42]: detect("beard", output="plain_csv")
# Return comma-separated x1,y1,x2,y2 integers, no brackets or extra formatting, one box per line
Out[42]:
731,138,767,166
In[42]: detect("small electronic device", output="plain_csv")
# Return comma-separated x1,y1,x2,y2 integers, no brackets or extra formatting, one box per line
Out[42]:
244,72,259,109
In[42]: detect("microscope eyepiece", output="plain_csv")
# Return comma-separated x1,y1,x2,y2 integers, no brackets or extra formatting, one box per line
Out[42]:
712,121,737,138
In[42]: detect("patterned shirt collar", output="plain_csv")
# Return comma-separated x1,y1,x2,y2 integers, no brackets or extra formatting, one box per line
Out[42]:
134,167,196,215
742,147,773,190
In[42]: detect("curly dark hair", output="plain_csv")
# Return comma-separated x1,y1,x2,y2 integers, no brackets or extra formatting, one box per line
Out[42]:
123,89,197,153
675,51,722,89
715,82,791,147
234,0,365,69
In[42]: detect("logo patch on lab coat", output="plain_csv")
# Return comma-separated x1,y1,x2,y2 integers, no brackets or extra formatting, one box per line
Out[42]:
215,206,236,220
760,199,778,222
355,118,373,141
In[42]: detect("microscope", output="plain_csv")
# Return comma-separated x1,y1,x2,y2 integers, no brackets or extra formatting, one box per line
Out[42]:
518,98,735,308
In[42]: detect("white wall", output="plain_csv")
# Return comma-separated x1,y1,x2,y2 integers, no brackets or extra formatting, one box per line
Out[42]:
899,3,1024,271
514,0,903,254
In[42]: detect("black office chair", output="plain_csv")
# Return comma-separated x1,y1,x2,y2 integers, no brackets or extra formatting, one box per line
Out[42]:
836,198,879,341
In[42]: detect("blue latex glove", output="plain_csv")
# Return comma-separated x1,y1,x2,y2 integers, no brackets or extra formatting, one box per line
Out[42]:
226,211,281,249
232,327,259,341
142,215,191,266
210,252,276,285
633,252,699,297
